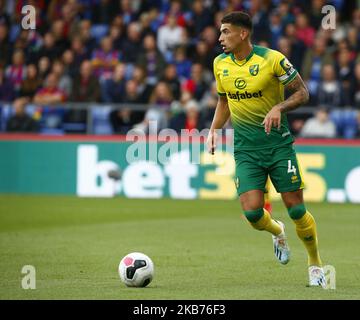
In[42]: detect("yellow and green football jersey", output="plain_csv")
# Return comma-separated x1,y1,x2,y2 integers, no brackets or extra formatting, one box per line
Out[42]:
213,45,298,151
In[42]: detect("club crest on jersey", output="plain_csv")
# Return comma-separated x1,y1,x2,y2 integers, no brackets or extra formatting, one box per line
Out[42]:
249,64,259,76
234,78,246,89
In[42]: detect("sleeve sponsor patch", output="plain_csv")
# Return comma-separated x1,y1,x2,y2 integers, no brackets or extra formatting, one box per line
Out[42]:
280,58,295,76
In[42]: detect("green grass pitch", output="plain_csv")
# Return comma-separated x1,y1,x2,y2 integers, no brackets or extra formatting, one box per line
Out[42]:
0,195,359,300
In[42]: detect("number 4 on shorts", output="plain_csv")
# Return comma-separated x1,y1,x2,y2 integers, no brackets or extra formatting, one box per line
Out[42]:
287,160,297,175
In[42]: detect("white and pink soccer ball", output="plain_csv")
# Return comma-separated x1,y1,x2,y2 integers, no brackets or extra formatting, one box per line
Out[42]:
118,252,154,287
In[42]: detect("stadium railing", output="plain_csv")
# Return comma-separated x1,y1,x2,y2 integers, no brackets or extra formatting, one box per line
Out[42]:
0,101,355,136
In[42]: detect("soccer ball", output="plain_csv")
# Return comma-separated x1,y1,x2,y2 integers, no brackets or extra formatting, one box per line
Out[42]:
118,252,154,287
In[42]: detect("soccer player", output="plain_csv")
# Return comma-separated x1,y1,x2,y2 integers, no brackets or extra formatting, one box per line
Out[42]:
207,12,326,287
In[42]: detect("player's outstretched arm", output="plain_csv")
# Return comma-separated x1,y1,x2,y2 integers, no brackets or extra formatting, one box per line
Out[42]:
207,95,230,154
262,74,309,134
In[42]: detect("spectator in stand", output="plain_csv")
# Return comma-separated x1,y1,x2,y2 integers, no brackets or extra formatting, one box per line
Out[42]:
138,12,154,36
169,94,203,133
352,62,360,108
173,46,192,80
0,66,15,102
119,0,140,25
347,26,360,56
278,37,295,66
300,108,336,138
249,0,270,43
72,19,96,54
51,19,70,57
137,34,166,86
71,36,90,67
67,60,99,125
102,63,127,103
121,22,142,64
0,23,11,67
278,1,295,27
317,64,341,108
182,63,208,101
269,9,283,50
160,64,181,100
132,66,153,103
37,56,51,81
187,0,213,37
37,32,60,62
47,0,66,21
109,79,145,133
52,60,72,97
109,107,136,134
302,36,334,103
183,100,204,131
200,81,218,129
71,60,100,103
148,7,163,33
33,73,67,105
165,0,186,27
135,81,173,133
62,49,77,79
307,0,326,30
92,0,118,25
6,97,39,133
295,13,315,48
149,81,173,110
60,1,79,38
169,99,204,133
12,30,29,55
135,81,173,132
91,36,119,81
200,26,223,58
192,40,214,72
19,64,42,99
0,0,11,27
109,23,125,51
5,50,26,93
157,14,185,58
336,48,355,106
283,23,306,71
123,79,144,104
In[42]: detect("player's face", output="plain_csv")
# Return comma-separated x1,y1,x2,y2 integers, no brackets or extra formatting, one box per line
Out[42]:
219,23,248,53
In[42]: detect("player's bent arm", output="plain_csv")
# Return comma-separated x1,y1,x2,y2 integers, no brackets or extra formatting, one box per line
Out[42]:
207,95,230,154
210,95,230,131
262,74,309,134
277,74,310,113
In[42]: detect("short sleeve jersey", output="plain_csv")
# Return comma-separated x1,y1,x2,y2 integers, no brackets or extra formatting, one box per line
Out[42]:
213,45,298,151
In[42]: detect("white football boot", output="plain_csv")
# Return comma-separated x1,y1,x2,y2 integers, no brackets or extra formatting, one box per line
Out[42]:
272,220,290,265
308,266,327,288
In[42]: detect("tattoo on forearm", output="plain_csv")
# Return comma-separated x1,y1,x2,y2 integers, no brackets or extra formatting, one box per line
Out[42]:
278,75,309,113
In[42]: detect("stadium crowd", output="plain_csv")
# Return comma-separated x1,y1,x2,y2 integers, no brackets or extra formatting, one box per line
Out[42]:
0,0,360,138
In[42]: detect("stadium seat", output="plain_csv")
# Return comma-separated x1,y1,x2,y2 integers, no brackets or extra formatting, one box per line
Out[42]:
0,104,12,131
91,105,113,135
37,106,66,133
62,122,87,133
90,24,109,43
39,127,65,135
9,25,20,42
330,109,358,139
0,106,2,131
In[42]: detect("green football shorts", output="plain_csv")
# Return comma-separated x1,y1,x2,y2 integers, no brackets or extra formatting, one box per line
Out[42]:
234,143,305,195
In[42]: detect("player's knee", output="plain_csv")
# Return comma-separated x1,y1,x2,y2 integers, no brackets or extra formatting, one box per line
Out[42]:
287,203,306,220
244,208,264,229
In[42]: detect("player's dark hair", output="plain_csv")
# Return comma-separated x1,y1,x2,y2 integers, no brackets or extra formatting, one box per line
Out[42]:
221,11,253,32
